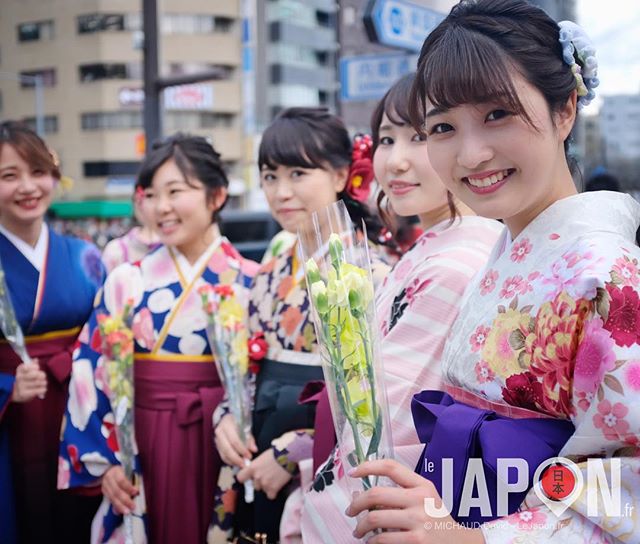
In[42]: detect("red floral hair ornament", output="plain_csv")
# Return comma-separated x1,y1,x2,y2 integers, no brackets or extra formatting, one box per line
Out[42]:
134,186,145,205
345,133,374,203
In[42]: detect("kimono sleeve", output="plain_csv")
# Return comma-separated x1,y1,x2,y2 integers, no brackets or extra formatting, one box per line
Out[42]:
0,373,14,420
59,263,144,489
482,254,640,543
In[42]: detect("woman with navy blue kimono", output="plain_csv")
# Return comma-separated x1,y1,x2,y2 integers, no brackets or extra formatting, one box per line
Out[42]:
0,121,104,543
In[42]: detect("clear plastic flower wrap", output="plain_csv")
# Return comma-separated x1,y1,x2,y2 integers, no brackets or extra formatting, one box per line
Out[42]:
298,200,394,493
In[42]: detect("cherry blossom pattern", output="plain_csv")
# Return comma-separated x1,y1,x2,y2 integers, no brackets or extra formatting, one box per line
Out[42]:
474,360,495,383
479,269,499,296
510,237,532,263
593,400,630,441
611,255,640,287
469,325,491,353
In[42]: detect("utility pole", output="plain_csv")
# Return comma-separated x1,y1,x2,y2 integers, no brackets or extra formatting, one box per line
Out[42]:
142,0,161,146
142,0,232,147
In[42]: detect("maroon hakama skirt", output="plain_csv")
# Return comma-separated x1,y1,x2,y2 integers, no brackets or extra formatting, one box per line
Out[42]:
0,328,101,543
134,357,224,543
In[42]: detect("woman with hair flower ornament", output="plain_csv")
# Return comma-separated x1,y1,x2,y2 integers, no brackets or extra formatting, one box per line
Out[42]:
0,120,105,543
345,1,640,543
59,134,258,544
208,107,396,543
293,72,503,543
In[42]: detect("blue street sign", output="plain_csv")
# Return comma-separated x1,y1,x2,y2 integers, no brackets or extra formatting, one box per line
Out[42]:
340,53,419,102
364,0,444,52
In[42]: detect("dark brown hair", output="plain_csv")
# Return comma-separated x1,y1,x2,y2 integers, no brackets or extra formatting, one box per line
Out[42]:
138,132,228,222
371,73,459,235
259,107,387,246
410,0,579,158
0,120,61,179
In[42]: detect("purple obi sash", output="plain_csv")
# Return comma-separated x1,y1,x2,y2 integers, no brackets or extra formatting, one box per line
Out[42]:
411,389,575,525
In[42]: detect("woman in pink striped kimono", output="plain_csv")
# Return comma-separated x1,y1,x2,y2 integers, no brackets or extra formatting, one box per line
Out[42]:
284,74,504,542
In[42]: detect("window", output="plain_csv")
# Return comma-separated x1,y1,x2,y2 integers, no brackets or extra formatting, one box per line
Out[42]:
79,63,141,82
83,161,140,177
165,112,235,131
18,20,55,42
214,17,234,32
22,115,59,134
77,13,139,34
166,62,233,80
267,0,316,27
81,112,143,130
161,14,234,34
19,68,56,88
269,44,317,68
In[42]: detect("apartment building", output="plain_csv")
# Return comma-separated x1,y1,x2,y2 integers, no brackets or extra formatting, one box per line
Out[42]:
0,0,243,201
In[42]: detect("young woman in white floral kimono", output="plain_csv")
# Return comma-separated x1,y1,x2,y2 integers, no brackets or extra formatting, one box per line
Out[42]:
345,1,640,543
292,73,503,543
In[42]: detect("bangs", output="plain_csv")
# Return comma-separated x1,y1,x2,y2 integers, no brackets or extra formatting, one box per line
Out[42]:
415,27,533,125
258,118,333,171
0,122,60,179
384,74,417,127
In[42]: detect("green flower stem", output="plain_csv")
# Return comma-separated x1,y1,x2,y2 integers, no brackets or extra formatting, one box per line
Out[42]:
324,307,373,491
359,320,381,461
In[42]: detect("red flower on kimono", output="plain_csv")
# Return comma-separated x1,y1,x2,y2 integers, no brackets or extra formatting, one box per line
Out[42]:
90,326,103,353
214,284,235,298
526,292,591,417
603,283,640,347
248,332,268,373
67,444,83,473
501,372,543,412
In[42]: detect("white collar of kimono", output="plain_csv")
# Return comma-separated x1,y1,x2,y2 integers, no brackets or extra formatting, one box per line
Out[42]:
0,222,48,272
502,190,640,250
170,225,222,283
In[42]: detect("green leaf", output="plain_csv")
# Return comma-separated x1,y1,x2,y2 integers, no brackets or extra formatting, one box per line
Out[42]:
509,329,526,351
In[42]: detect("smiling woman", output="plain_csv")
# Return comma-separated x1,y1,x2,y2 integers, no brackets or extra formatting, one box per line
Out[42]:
0,121,104,543
208,108,395,543
344,2,640,543
59,133,259,544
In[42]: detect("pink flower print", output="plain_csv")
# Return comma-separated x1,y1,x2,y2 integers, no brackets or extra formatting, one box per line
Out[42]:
506,508,547,531
624,361,640,392
207,250,229,274
510,238,532,263
499,275,523,299
517,278,533,296
549,233,560,240
563,250,592,269
479,270,499,296
132,308,155,350
574,318,616,394
394,259,413,282
405,278,431,303
474,360,495,383
612,256,640,287
469,326,491,353
593,400,630,441
575,390,595,412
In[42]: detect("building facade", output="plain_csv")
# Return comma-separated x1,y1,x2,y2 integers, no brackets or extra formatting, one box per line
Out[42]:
0,0,244,201
601,94,640,162
252,0,340,130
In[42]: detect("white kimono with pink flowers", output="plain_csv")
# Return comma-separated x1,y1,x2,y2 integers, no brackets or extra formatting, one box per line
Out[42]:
440,192,640,543
288,216,503,543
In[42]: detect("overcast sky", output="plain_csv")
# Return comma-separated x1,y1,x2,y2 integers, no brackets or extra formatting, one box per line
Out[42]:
578,0,640,112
